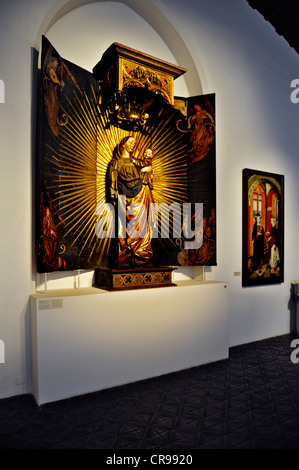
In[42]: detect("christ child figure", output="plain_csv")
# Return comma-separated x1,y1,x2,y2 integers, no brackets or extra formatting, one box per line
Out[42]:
132,148,154,189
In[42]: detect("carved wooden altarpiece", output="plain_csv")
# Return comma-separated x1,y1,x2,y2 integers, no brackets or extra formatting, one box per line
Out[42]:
36,37,216,289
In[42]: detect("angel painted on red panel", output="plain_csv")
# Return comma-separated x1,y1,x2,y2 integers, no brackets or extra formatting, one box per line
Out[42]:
176,101,215,163
39,192,67,271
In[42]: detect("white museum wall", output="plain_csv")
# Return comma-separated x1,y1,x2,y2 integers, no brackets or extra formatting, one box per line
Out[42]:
0,0,298,399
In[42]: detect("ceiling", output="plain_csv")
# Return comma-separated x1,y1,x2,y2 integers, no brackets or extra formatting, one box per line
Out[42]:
247,0,299,54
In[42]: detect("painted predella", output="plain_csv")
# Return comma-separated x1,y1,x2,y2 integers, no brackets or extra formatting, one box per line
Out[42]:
242,168,284,287
36,36,216,281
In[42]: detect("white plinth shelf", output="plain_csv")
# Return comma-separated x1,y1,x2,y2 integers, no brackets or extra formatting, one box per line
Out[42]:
30,280,229,405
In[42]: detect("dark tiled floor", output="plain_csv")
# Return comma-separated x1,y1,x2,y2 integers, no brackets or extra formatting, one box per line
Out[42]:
1,333,299,449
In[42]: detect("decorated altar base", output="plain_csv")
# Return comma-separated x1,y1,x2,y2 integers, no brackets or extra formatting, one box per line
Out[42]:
95,266,176,290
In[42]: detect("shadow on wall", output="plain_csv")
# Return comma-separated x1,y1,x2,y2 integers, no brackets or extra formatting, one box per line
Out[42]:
35,0,204,96
289,283,299,334
31,48,39,284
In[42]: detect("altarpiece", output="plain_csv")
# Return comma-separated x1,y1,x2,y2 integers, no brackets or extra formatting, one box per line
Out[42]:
36,37,216,288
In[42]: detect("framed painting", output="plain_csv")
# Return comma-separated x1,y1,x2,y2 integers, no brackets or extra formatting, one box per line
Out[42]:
242,168,284,287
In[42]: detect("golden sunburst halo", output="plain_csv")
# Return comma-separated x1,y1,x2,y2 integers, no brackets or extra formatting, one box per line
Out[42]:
47,85,188,264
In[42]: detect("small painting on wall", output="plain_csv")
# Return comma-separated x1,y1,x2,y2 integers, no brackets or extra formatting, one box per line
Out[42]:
242,168,284,287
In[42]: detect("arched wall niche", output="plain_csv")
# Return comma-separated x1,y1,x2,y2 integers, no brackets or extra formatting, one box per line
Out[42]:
34,0,211,288
35,0,204,95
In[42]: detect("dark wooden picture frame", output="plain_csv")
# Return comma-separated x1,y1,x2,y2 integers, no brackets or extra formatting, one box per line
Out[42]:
242,168,284,287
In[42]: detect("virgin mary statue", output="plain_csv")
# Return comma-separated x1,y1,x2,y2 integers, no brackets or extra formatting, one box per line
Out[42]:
109,136,154,267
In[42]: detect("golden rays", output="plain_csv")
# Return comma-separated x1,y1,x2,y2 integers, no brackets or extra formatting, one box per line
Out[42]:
47,85,188,263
